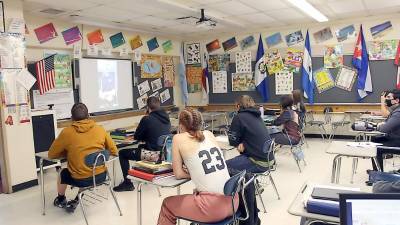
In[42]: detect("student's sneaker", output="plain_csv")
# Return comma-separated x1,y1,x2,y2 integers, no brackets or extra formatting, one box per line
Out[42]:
65,200,79,213
53,196,67,208
113,181,135,192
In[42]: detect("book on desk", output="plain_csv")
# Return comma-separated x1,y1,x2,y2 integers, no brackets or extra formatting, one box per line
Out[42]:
128,160,173,181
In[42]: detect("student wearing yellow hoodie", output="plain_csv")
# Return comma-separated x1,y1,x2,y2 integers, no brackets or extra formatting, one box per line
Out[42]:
48,103,117,212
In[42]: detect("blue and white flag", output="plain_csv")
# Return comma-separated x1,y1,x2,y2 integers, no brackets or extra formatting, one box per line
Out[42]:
254,34,269,102
301,31,315,104
352,25,373,100
179,43,188,106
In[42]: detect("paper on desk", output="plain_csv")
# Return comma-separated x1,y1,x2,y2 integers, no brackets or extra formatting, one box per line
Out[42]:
301,183,361,207
16,69,36,90
346,142,383,148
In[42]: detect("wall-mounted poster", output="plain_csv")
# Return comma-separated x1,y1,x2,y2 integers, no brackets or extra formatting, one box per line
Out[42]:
160,89,170,103
61,26,81,45
130,35,143,50
141,54,162,78
285,30,303,46
138,80,151,96
162,56,175,87
186,43,201,64
147,37,159,52
235,51,252,73
313,27,333,43
313,68,335,93
369,40,398,60
232,73,255,91
266,32,282,48
265,50,284,75
34,23,58,44
87,29,104,45
186,65,203,93
370,21,392,39
335,66,357,91
275,70,293,95
162,40,173,53
137,93,148,109
53,54,73,89
222,37,238,52
284,48,303,73
240,35,256,50
212,71,227,93
335,25,356,42
151,78,163,92
324,45,343,68
206,39,220,53
110,32,125,48
209,54,230,72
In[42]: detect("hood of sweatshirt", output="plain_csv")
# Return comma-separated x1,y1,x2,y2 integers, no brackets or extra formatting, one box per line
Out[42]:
238,107,261,117
72,119,95,133
150,110,171,124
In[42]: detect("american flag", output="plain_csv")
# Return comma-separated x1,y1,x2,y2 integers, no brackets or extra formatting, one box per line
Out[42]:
35,55,56,95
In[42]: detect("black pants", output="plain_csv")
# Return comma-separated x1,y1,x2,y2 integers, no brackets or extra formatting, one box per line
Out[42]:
371,135,400,171
118,148,141,182
271,132,300,146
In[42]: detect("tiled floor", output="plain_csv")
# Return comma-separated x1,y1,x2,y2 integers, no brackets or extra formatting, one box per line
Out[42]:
0,139,397,225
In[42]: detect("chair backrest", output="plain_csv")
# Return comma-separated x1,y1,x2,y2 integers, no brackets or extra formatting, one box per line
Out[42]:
263,139,276,170
157,134,174,163
84,150,110,188
324,107,333,123
224,170,246,196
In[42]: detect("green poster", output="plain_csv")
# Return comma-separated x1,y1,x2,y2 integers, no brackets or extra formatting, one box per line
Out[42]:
54,54,73,89
162,40,173,53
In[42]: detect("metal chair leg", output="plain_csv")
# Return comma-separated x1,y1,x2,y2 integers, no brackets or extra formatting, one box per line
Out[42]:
78,192,89,225
351,158,357,184
109,186,123,216
336,157,342,184
254,180,267,213
268,174,280,200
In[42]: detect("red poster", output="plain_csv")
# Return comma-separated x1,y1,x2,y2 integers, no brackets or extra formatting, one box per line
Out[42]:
34,23,58,44
87,29,104,45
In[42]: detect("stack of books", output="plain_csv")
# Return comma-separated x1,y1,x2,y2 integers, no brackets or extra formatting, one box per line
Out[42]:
128,161,173,181
110,129,135,140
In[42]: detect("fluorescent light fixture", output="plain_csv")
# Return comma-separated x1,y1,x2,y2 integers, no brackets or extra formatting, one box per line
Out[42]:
286,0,328,22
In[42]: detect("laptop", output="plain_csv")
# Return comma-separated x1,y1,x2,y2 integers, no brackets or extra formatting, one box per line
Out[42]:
339,193,400,225
311,187,362,201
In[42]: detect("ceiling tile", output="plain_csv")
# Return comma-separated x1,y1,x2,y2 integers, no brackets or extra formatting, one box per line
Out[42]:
236,13,276,24
80,5,143,22
238,0,289,11
134,16,179,26
208,1,259,16
364,0,400,10
327,0,365,14
23,0,97,11
192,0,229,5
109,0,168,15
266,8,308,20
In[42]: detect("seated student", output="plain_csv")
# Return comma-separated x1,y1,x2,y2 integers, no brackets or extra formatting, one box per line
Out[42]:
157,108,237,225
49,103,118,210
226,95,273,174
371,89,400,171
271,95,301,146
371,90,392,117
113,96,171,192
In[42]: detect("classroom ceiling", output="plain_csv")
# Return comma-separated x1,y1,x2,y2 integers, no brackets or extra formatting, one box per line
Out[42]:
23,0,400,38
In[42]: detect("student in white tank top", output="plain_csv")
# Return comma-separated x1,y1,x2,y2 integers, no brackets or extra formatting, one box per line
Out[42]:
157,108,238,225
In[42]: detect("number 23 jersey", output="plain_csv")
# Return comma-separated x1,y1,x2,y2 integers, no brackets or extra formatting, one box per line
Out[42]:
183,138,230,194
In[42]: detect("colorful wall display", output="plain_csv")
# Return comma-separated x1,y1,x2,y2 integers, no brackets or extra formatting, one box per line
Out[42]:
86,29,104,45
265,50,284,75
240,35,256,50
162,56,175,87
285,30,304,46
186,65,203,93
266,32,283,48
61,26,81,45
130,35,143,50
232,73,255,91
275,70,293,95
212,71,227,93
110,32,126,48
324,45,344,68
53,54,73,89
209,54,230,72
162,40,173,53
147,37,159,52
335,66,357,91
370,21,392,39
335,25,356,42
235,51,252,73
284,48,303,73
222,37,238,52
186,43,201,65
313,27,333,43
369,40,398,60
34,23,58,44
206,39,221,53
141,54,162,78
313,68,335,93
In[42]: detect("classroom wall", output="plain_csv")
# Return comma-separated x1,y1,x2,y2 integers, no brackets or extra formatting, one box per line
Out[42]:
186,13,400,106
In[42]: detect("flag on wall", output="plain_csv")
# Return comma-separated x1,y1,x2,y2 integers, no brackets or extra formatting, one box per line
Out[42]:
201,49,210,103
254,34,269,102
35,54,56,95
394,40,400,89
301,30,315,104
179,43,188,105
352,25,373,100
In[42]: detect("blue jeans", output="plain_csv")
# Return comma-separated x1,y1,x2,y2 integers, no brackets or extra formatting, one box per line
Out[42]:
226,155,268,174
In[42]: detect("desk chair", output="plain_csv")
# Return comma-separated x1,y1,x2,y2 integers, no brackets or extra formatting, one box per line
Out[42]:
298,111,308,147
253,139,280,213
216,111,237,135
328,112,351,140
283,129,307,173
178,170,251,225
306,108,332,140
71,150,122,225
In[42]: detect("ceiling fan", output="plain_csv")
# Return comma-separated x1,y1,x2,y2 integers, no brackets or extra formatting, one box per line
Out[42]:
176,9,217,28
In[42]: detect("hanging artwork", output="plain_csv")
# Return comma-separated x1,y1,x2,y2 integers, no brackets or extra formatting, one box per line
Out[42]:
335,66,357,91
222,37,238,52
284,48,303,73
240,35,256,50
208,54,230,72
147,37,159,52
369,40,398,60
206,39,221,53
137,93,148,109
138,80,151,96
235,51,251,73
150,91,159,98
53,54,73,89
232,73,255,91
370,21,392,39
34,23,58,44
186,43,201,64
335,25,356,42
160,89,171,103
275,70,293,95
212,71,227,93
285,30,304,47
86,29,104,45
0,33,25,69
313,27,333,43
151,78,163,92
162,56,175,87
61,26,81,45
265,50,284,75
313,68,335,93
266,32,283,48
186,65,203,93
162,40,173,53
130,35,143,50
141,54,162,78
324,45,344,68
110,32,126,48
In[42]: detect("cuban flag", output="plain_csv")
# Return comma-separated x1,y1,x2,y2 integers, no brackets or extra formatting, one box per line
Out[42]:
352,25,373,100
254,34,269,102
301,31,315,104
201,50,209,103
179,43,188,106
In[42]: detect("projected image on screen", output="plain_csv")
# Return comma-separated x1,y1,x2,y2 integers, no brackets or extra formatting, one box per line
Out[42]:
97,60,118,109
79,58,133,113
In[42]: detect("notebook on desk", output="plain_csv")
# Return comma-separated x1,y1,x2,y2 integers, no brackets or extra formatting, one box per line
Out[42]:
311,187,362,202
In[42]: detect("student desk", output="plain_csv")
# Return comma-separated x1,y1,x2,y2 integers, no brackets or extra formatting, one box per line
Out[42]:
359,114,386,122
215,135,235,158
127,175,190,225
36,141,138,215
202,112,227,133
351,130,384,142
